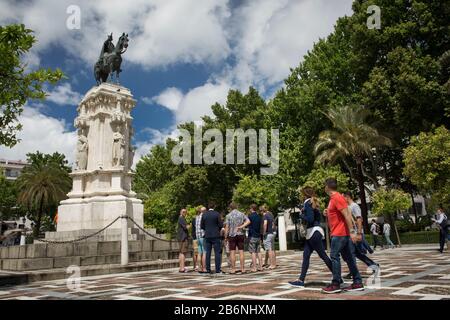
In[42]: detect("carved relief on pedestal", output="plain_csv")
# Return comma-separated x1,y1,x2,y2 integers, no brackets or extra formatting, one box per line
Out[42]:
112,129,126,167
75,132,88,170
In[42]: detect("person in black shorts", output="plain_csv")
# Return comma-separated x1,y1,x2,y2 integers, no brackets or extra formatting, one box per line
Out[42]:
224,202,250,274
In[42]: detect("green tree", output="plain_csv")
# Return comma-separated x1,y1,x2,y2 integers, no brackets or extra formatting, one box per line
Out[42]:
0,24,63,147
0,173,21,221
16,152,71,237
371,187,411,246
301,165,350,207
314,105,391,230
403,126,450,210
144,166,209,235
232,175,278,212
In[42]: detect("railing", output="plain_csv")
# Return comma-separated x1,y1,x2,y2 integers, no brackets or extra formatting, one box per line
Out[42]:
34,215,173,266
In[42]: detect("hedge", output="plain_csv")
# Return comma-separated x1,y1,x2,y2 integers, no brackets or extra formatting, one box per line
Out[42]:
365,231,440,245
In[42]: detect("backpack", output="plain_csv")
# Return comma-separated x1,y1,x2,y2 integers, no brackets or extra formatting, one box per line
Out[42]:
375,223,381,235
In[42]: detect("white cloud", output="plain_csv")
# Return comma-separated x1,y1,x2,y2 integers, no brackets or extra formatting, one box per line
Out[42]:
143,87,183,112
0,106,77,164
0,0,231,69
132,126,179,168
46,83,83,106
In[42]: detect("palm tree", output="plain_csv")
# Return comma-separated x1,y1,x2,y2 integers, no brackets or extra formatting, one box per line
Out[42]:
314,105,391,231
16,162,71,237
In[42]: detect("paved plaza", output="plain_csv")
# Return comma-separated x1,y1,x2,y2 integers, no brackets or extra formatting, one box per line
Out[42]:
0,245,448,300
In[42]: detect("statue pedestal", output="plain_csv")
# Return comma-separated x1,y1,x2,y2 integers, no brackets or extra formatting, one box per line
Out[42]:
48,83,144,241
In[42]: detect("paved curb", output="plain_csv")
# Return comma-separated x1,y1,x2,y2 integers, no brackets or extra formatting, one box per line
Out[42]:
0,250,297,286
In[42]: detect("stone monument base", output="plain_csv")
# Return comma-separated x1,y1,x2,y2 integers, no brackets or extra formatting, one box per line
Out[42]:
51,194,144,241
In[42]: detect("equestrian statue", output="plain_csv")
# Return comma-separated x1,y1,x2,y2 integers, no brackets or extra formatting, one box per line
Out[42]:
94,32,129,84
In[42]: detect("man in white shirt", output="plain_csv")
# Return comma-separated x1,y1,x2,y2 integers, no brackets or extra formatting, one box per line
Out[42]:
343,192,379,279
383,222,395,249
432,207,448,253
370,219,383,250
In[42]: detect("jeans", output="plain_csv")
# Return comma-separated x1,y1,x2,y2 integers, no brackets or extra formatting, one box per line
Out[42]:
372,234,382,249
330,236,362,285
361,236,373,254
205,237,222,273
345,240,376,268
300,231,332,281
439,228,448,252
384,234,395,248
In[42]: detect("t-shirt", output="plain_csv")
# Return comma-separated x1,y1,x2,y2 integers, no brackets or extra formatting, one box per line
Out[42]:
264,212,274,234
348,202,362,233
195,214,204,239
225,209,249,237
327,192,350,237
370,223,379,235
177,215,188,241
248,211,262,238
383,223,391,236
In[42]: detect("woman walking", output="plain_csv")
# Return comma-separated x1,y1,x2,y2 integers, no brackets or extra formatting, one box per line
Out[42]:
288,187,335,287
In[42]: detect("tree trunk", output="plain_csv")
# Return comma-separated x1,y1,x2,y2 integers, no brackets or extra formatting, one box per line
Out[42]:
34,195,44,238
356,161,370,233
392,211,401,247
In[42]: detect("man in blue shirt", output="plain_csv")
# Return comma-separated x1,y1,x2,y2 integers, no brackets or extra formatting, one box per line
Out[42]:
247,204,263,272
201,201,224,275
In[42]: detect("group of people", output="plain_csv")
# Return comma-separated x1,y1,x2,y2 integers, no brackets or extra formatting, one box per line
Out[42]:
287,178,378,293
175,177,448,294
369,219,396,250
177,201,277,275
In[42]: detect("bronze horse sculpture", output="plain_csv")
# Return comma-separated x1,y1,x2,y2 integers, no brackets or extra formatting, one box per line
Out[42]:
94,33,129,84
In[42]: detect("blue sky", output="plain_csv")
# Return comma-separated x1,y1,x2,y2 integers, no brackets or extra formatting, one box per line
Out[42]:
0,0,353,166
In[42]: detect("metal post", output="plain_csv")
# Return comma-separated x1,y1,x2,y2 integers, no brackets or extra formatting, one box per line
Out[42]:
121,215,128,265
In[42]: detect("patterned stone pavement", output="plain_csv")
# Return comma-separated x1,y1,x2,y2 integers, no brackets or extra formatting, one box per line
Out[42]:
0,245,448,300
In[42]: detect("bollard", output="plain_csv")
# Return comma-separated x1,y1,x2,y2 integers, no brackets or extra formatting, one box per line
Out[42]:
121,215,129,265
277,212,287,251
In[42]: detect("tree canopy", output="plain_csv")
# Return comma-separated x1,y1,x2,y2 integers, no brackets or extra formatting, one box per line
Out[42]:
0,24,63,147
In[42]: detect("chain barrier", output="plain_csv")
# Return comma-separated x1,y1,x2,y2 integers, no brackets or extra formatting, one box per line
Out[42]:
33,215,174,245
37,216,121,244
126,215,173,244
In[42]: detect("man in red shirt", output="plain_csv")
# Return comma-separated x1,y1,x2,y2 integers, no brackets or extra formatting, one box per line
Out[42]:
322,178,364,294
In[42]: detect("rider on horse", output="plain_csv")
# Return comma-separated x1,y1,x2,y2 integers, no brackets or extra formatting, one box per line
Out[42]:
99,33,115,68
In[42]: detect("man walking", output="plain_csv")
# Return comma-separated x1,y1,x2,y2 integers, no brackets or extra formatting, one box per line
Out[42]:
370,219,383,250
343,192,379,278
177,208,189,273
432,207,448,253
224,202,250,274
322,178,364,294
383,222,395,249
248,204,263,272
201,201,224,275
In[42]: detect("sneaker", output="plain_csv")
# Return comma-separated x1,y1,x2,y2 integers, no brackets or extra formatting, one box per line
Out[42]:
322,283,341,294
343,282,364,292
369,264,380,273
288,280,305,288
344,272,353,280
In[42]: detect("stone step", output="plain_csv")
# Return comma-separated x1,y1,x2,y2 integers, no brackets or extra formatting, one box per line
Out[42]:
0,250,296,284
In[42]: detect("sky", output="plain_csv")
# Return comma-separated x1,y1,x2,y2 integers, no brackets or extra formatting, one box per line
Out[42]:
0,0,353,167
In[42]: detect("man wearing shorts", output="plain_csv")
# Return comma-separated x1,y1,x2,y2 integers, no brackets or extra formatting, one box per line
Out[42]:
248,204,263,272
192,206,207,273
263,207,276,269
224,202,250,274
